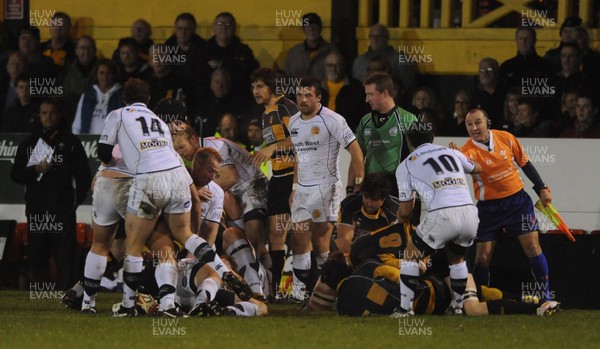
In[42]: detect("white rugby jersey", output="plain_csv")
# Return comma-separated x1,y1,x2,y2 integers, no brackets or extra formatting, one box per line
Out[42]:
201,181,224,223
396,143,475,211
97,144,132,176
201,137,262,183
99,103,181,174
289,105,356,186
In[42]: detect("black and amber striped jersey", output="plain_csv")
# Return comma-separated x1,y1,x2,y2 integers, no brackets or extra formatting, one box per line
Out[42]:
350,222,411,268
338,194,400,242
261,96,298,177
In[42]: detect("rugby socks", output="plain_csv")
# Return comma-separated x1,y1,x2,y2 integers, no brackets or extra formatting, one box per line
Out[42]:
269,250,285,295
292,252,311,299
122,255,143,308
185,234,231,277
224,302,260,317
473,265,490,287
486,299,537,315
529,253,550,300
449,262,468,309
399,259,420,312
306,252,319,295
195,278,220,305
82,252,107,309
316,251,329,269
155,261,178,311
226,239,262,294
72,280,84,298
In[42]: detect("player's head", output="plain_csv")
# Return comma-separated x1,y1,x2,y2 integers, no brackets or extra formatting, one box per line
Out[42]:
191,147,222,187
406,121,434,148
360,172,391,214
171,121,200,161
297,76,322,116
251,67,277,105
364,72,394,112
465,108,491,142
123,78,151,105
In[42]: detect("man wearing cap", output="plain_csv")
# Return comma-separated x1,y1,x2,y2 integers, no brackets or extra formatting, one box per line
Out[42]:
544,16,582,72
283,12,333,80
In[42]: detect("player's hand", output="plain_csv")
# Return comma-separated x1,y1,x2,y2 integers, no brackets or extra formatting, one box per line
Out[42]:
35,161,52,174
448,142,459,150
251,146,275,167
197,186,213,202
540,187,552,206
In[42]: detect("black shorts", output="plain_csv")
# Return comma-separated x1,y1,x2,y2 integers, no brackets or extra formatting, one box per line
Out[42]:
267,174,293,216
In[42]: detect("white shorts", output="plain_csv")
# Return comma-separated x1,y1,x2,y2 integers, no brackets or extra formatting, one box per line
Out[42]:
291,181,342,223
416,205,479,250
92,177,132,226
127,166,193,219
230,175,268,215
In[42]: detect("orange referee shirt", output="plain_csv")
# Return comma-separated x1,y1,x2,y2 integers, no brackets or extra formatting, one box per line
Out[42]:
461,130,528,201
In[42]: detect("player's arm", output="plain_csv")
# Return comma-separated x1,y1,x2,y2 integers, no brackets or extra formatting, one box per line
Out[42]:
189,184,202,235
454,150,481,174
395,161,414,223
290,151,299,208
521,161,552,205
336,223,355,254
346,141,365,193
98,111,120,165
251,137,292,167
347,122,366,194
199,221,219,247
213,165,239,192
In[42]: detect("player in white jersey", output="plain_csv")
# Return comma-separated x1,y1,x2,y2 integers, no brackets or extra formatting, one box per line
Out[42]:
171,123,270,290
391,121,481,317
98,79,254,317
288,77,365,300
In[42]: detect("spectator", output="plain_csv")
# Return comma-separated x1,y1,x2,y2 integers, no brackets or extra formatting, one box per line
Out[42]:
147,44,189,111
164,13,210,107
501,86,520,131
41,11,76,69
473,57,506,125
11,99,91,290
499,27,553,90
216,112,246,149
1,51,28,118
114,38,153,85
2,76,41,133
443,89,471,137
352,23,416,94
510,99,552,137
206,12,259,103
551,43,590,120
543,16,581,72
17,26,58,78
197,68,244,137
283,13,332,80
559,94,600,138
111,19,154,64
60,35,97,122
412,86,439,114
575,26,600,83
72,59,124,134
246,118,264,152
320,50,369,131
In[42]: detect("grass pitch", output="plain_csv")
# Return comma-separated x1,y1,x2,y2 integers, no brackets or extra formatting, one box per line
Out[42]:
0,290,598,349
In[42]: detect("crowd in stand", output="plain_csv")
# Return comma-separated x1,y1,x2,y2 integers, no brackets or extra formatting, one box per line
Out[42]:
0,11,598,140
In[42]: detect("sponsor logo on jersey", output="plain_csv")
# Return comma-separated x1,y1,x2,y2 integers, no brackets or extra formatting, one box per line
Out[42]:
343,130,355,144
311,126,320,135
291,128,299,136
140,139,169,150
364,128,372,136
410,155,418,161
184,201,191,208
432,177,465,189
389,126,398,136
312,209,321,219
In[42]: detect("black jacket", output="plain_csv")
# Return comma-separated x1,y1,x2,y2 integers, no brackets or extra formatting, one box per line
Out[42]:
11,127,91,213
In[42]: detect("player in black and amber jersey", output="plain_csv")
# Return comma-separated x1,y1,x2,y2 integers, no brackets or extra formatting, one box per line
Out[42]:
250,68,299,297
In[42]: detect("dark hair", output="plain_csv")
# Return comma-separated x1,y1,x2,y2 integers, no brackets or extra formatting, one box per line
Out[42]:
91,58,117,85
251,67,278,94
40,98,63,114
360,172,391,200
153,97,188,123
560,42,581,56
123,78,151,104
577,93,598,110
516,27,537,41
367,54,393,74
118,37,139,51
215,12,236,25
302,13,322,29
299,76,322,96
175,13,197,26
364,72,394,95
19,25,41,41
407,121,434,147
517,98,539,115
52,11,72,26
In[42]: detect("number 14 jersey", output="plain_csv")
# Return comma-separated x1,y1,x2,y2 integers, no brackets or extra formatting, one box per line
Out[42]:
100,103,181,174
396,143,475,211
